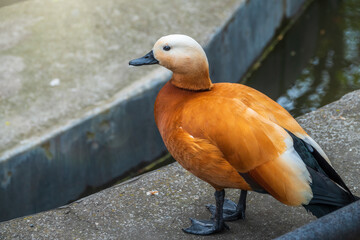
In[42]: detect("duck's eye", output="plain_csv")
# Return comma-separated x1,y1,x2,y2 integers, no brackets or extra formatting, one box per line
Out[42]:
163,45,171,51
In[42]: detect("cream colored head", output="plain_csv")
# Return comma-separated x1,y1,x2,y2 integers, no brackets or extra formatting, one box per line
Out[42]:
129,34,212,91
152,34,209,75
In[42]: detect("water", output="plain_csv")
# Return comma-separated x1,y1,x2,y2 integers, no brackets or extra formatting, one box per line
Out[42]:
244,0,360,117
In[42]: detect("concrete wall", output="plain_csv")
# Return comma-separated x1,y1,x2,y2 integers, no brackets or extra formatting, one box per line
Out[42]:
0,0,307,222
0,73,169,221
207,0,284,84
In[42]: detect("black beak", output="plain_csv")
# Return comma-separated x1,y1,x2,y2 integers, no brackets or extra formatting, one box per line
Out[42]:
129,50,159,66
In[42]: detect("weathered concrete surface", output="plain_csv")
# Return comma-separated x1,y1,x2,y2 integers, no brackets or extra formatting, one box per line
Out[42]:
0,0,309,222
0,90,359,239
0,0,243,158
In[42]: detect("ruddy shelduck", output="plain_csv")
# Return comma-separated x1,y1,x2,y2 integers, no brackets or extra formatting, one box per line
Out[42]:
129,34,358,235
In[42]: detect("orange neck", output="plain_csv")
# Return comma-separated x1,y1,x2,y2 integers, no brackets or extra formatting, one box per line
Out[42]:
170,71,213,91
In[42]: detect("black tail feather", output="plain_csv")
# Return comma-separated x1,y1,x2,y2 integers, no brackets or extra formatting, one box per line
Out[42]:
302,204,340,218
303,167,357,218
307,142,355,199
286,130,358,218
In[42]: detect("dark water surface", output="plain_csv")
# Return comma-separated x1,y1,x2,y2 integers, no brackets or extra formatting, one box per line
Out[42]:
244,0,360,117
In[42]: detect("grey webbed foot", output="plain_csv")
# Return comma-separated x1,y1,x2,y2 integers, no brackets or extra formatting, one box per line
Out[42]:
206,190,247,221
206,198,245,221
183,189,229,235
182,218,229,235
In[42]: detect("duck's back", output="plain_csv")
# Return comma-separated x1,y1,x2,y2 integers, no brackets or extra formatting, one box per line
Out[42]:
156,82,307,135
209,83,307,135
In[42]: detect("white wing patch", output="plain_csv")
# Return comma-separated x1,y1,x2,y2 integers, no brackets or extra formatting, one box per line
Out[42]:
280,136,313,204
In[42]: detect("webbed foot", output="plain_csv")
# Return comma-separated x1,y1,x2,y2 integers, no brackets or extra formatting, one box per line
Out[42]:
206,199,245,221
182,218,229,235
206,190,247,221
182,189,229,235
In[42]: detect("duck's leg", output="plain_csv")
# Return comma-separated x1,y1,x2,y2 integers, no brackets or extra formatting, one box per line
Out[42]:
206,190,247,221
182,189,229,235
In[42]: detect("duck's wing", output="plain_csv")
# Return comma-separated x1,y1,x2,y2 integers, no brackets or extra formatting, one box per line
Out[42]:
181,96,311,205
215,83,331,165
164,125,252,191
181,96,356,208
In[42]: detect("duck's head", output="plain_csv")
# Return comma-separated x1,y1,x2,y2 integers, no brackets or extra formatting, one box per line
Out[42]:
129,34,212,91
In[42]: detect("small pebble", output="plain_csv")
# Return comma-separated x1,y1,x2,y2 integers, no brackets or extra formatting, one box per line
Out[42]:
146,190,159,196
50,78,60,86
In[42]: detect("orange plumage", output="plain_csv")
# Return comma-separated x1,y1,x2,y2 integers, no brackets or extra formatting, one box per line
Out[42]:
129,34,357,235
155,81,312,205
